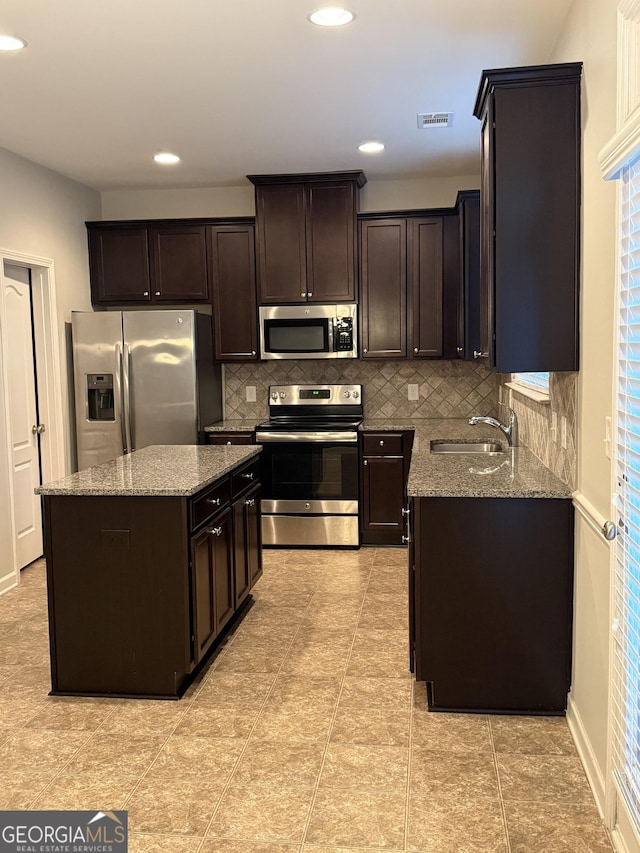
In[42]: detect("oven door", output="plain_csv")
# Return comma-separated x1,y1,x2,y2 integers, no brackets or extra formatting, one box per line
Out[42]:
258,435,359,547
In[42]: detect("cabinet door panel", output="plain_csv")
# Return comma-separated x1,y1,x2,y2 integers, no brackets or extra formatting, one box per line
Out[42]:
256,184,306,303
192,529,216,663
233,498,251,607
361,454,405,546
213,511,234,633
89,228,151,303
479,113,493,363
360,220,407,358
408,217,443,357
149,226,208,302
305,182,356,302
208,224,258,360
247,485,262,587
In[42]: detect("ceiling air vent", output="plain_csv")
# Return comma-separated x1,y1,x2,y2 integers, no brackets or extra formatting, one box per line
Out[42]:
417,112,453,129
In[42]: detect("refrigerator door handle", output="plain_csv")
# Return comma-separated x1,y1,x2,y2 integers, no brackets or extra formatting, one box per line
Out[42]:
115,343,128,454
123,343,134,452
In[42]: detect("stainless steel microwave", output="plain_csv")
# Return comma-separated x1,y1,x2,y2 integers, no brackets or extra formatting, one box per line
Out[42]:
259,304,358,360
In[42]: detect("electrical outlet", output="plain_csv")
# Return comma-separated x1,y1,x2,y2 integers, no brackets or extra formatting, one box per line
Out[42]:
408,384,419,401
551,411,558,442
246,385,256,403
560,415,568,450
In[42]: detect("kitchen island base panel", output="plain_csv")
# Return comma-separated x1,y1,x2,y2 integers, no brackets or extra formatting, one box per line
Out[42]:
45,495,191,698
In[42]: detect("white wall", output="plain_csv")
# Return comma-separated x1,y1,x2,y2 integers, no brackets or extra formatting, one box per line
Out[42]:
552,0,617,815
0,145,100,582
100,174,480,220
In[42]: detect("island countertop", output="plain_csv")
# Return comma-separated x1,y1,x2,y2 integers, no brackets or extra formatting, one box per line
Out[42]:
36,444,261,497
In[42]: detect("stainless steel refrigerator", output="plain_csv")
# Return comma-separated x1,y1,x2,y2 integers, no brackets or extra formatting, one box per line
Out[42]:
72,310,222,471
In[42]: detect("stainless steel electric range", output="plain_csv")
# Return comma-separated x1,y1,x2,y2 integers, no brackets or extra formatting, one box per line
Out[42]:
255,383,363,548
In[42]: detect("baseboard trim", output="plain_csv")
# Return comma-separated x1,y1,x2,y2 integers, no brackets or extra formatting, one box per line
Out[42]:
566,694,607,818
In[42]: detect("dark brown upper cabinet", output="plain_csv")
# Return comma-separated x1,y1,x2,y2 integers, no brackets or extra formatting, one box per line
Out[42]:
88,226,151,303
207,222,258,361
149,225,208,302
87,221,209,306
359,211,458,360
473,62,582,373
455,190,481,361
248,171,366,304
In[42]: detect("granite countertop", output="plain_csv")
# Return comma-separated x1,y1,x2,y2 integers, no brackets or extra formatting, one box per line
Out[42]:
395,418,571,499
36,445,261,497
204,419,261,433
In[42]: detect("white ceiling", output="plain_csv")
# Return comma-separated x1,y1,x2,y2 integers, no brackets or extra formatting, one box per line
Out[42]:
0,0,573,191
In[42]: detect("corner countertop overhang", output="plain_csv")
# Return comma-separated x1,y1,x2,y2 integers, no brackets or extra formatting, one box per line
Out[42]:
36,445,261,497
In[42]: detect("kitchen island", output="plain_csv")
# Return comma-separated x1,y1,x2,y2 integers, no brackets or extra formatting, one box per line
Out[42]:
37,444,262,699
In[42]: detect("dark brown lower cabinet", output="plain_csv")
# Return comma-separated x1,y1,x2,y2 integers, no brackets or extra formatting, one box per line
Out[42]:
192,507,234,664
233,482,262,607
360,431,413,546
410,496,574,713
44,459,262,699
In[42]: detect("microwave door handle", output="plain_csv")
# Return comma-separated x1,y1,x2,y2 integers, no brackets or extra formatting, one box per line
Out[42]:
115,343,128,454
328,320,335,353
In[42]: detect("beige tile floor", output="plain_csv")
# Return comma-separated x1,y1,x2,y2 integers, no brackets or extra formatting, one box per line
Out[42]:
0,548,612,852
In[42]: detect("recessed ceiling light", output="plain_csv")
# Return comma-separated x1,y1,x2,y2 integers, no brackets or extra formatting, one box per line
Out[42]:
153,152,181,165
358,141,385,154
0,34,27,52
308,7,355,27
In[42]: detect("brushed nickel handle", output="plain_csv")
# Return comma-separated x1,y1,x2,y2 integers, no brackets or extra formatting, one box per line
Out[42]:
207,526,223,537
363,348,368,354
226,441,232,445
401,507,410,517
379,440,384,446
245,498,256,507
457,346,463,354
240,472,254,480
473,350,489,359
414,347,418,353
301,292,306,297
32,423,45,435
401,534,410,544
206,497,221,506
155,291,161,296
603,520,617,541
308,292,313,297
143,291,149,297
363,459,368,466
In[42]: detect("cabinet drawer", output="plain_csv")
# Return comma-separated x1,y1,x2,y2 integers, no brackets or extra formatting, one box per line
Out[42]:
190,478,231,531
208,433,254,445
231,457,261,497
362,433,403,455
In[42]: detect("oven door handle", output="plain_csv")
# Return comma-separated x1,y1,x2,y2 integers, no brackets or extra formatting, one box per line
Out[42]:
255,430,358,444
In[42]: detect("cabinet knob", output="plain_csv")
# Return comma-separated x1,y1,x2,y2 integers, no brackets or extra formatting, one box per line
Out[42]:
457,347,463,354
363,348,368,354
473,350,489,359
401,507,410,517
401,534,410,544
206,497,221,506
143,291,149,297
363,459,368,466
226,441,232,445
307,292,313,297
301,292,307,297
155,291,161,296
379,440,384,446
240,472,254,480
207,526,223,537
251,350,256,356
414,347,419,353
245,498,256,507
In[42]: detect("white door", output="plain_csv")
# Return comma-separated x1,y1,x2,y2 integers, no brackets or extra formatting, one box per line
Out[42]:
2,263,43,568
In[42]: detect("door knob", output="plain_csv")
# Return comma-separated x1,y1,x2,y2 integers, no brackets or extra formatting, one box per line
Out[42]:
31,424,45,435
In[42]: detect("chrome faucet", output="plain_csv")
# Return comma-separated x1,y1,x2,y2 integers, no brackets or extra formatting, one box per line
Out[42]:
468,403,519,447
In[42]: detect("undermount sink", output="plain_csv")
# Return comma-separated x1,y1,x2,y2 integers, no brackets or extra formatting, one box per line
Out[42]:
430,440,504,454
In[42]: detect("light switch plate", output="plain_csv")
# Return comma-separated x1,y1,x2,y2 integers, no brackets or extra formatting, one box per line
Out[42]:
408,384,419,401
246,385,257,403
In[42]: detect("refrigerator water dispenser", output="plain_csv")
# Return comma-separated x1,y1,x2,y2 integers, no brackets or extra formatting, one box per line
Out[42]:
87,374,114,421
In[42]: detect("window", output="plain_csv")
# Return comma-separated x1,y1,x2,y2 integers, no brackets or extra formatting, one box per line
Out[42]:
512,372,550,393
612,149,640,831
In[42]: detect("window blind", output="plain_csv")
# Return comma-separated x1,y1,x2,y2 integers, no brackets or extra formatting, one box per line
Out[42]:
612,150,640,830
512,372,550,392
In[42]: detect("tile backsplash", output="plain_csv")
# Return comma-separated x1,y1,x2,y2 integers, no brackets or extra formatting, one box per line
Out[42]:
501,372,577,489
223,360,498,420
